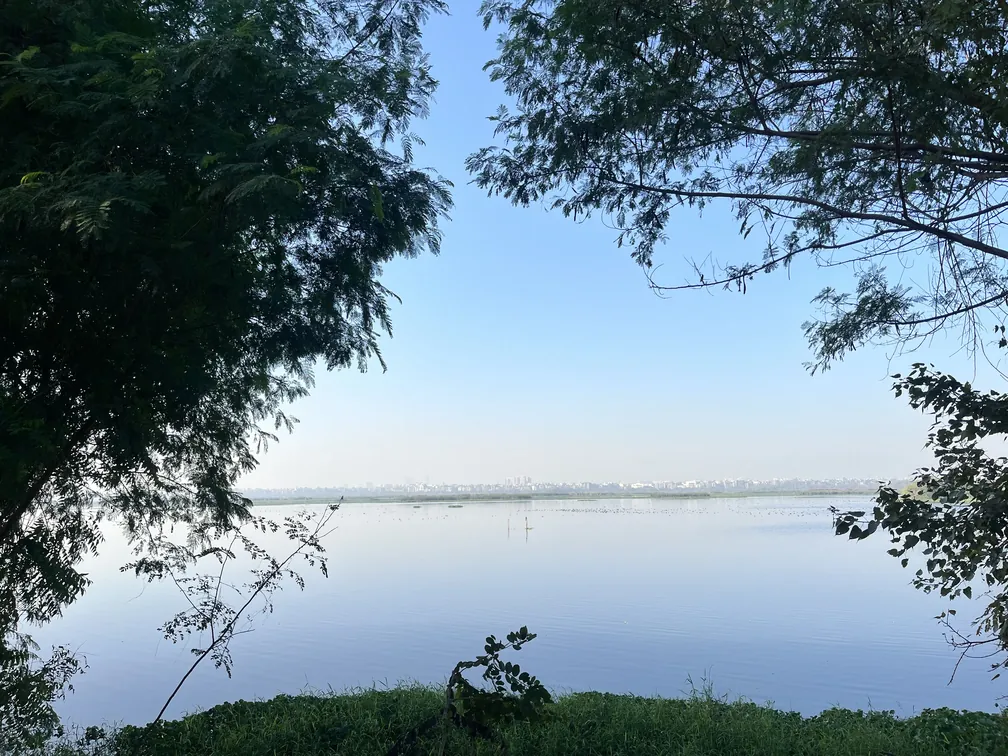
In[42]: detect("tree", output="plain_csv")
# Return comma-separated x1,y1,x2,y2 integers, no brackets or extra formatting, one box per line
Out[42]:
470,0,1008,368
833,364,1008,680
1,0,449,744
468,0,1008,675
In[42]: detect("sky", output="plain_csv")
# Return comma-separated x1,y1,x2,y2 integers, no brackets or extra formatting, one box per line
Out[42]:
241,6,1001,489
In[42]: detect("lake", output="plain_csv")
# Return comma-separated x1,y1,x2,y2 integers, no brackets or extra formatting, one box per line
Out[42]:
33,495,1002,728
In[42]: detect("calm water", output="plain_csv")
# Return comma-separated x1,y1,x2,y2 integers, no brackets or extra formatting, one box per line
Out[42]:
34,496,1001,727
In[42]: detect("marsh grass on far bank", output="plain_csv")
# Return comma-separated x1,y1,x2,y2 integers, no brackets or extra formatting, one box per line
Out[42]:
251,490,878,507
57,686,1008,756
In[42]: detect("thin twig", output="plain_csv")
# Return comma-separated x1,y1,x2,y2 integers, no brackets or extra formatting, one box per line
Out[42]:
153,503,340,723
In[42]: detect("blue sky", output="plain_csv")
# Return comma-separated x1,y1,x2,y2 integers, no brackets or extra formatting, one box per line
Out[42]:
242,7,997,488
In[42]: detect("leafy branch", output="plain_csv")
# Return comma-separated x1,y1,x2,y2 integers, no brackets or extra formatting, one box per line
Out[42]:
387,626,551,756
832,361,1008,682
121,500,343,724
469,0,1008,371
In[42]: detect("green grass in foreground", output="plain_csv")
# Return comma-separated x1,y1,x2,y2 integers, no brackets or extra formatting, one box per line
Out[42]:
71,687,1008,756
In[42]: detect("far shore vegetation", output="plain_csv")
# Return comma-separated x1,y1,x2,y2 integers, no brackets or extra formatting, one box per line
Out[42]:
252,490,878,506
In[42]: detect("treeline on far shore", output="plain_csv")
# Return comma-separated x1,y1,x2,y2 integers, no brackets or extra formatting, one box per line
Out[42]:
253,489,877,507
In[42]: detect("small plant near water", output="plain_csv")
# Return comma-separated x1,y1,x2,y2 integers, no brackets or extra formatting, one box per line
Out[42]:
126,500,342,724
386,626,551,755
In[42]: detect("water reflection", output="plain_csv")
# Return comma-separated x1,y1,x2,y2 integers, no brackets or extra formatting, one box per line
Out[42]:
32,496,999,726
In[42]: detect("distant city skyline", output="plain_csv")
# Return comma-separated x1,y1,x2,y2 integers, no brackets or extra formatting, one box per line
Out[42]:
241,475,904,500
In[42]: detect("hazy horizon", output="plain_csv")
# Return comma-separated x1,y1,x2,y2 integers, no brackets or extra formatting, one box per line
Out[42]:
239,474,902,492
239,8,1004,491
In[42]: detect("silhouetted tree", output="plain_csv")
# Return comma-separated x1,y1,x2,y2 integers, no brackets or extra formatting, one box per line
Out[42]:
0,0,449,745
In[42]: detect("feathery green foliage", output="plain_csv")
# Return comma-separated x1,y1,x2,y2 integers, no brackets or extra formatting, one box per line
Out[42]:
1,0,449,746
835,362,1008,678
469,0,1008,369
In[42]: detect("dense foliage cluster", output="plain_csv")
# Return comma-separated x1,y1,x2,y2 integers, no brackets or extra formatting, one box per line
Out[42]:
470,0,1008,369
1,0,448,746
835,363,1008,675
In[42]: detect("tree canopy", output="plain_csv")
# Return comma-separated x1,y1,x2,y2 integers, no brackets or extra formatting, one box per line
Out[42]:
469,0,1008,677
0,0,448,744
470,0,1008,369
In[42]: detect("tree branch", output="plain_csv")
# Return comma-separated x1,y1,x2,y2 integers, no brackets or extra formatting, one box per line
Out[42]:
0,421,95,550
598,173,1008,263
153,502,340,723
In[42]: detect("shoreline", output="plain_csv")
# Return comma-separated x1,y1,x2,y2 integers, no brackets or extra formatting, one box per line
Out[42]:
97,688,1005,756
251,489,877,506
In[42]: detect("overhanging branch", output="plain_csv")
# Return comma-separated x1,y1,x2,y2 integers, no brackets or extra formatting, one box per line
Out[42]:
598,172,1008,263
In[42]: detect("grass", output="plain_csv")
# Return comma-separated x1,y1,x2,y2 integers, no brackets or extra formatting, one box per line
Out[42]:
63,686,1008,756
